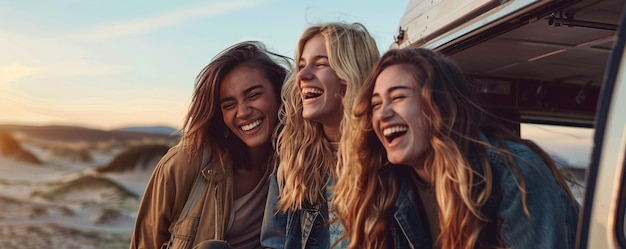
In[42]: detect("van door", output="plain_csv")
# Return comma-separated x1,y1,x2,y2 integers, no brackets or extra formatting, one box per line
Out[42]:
577,4,626,249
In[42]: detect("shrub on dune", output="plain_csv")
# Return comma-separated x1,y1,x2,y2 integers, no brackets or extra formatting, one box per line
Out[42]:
89,208,128,225
30,175,139,202
0,132,42,164
96,144,170,173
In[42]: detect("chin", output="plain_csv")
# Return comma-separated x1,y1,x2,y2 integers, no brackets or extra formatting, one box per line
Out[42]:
387,155,409,166
302,108,323,120
247,137,270,148
244,139,261,147
301,112,315,120
387,158,402,165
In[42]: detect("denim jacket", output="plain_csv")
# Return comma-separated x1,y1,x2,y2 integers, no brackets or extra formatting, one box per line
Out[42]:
389,133,580,249
261,172,335,249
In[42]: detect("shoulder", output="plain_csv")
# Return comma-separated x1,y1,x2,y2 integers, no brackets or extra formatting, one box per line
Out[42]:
481,135,548,170
481,135,533,163
157,144,191,168
479,138,569,217
479,135,556,189
153,143,203,182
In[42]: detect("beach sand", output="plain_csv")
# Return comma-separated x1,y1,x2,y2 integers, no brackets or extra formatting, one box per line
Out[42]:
0,144,153,249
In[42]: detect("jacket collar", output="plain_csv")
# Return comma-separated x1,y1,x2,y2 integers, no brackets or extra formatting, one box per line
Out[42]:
199,148,231,183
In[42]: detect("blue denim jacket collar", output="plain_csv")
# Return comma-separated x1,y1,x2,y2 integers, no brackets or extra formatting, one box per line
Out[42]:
393,179,433,249
261,172,331,249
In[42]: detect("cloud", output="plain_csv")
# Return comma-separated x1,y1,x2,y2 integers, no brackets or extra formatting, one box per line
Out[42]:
73,0,268,41
0,63,37,83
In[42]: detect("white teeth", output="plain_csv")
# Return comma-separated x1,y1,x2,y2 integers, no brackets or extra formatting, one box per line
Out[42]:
241,119,262,131
383,126,407,136
302,87,323,95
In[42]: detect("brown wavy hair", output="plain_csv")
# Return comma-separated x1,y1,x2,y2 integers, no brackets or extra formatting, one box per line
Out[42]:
333,48,577,249
181,41,290,169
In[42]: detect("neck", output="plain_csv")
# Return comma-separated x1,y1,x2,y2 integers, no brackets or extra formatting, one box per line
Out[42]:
412,156,432,185
322,124,341,142
248,144,270,170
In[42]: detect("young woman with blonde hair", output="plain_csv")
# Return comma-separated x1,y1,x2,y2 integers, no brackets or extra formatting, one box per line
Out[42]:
333,48,579,249
261,22,379,248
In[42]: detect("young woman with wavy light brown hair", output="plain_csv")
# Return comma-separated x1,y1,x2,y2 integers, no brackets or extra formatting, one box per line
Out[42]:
261,22,379,249
130,41,290,249
333,48,579,249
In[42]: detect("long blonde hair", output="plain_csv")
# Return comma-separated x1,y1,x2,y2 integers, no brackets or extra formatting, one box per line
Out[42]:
334,48,577,249
275,22,379,212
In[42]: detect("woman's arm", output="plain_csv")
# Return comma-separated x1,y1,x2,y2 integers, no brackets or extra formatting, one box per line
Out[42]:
129,150,179,249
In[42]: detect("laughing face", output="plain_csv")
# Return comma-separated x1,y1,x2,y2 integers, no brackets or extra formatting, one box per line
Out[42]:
219,65,279,150
297,34,345,127
370,64,430,168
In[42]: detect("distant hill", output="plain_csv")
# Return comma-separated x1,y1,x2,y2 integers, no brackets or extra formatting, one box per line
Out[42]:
0,124,180,144
113,126,179,135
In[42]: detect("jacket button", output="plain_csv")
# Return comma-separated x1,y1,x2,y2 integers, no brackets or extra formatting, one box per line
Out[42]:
207,169,213,174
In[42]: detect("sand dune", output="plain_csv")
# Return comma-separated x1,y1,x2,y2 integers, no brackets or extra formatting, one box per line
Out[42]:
0,223,130,249
0,133,159,248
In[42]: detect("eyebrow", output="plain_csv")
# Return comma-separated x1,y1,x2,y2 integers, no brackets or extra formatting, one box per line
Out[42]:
298,55,328,63
220,84,265,104
371,85,412,98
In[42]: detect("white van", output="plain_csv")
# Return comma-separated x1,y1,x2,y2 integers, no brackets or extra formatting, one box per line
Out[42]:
393,0,626,248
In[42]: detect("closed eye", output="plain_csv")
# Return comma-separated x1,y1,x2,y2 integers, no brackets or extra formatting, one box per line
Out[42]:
371,101,381,110
248,91,262,100
221,101,236,110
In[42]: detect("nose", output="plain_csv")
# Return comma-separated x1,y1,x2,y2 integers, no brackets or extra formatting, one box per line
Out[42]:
236,102,252,119
378,101,394,121
297,65,313,82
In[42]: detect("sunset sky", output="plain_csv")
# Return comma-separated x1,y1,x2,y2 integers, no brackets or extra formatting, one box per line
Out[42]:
0,0,407,129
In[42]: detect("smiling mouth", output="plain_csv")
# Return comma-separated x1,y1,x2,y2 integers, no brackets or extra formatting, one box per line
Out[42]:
302,87,323,99
383,126,408,143
241,119,262,131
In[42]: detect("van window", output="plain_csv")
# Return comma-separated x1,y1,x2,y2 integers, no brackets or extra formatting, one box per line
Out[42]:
520,123,592,202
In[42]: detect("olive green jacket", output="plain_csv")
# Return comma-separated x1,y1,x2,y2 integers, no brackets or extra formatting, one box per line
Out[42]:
129,144,233,249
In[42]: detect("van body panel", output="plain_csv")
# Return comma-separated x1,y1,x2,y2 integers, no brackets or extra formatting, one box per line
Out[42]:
579,6,626,247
